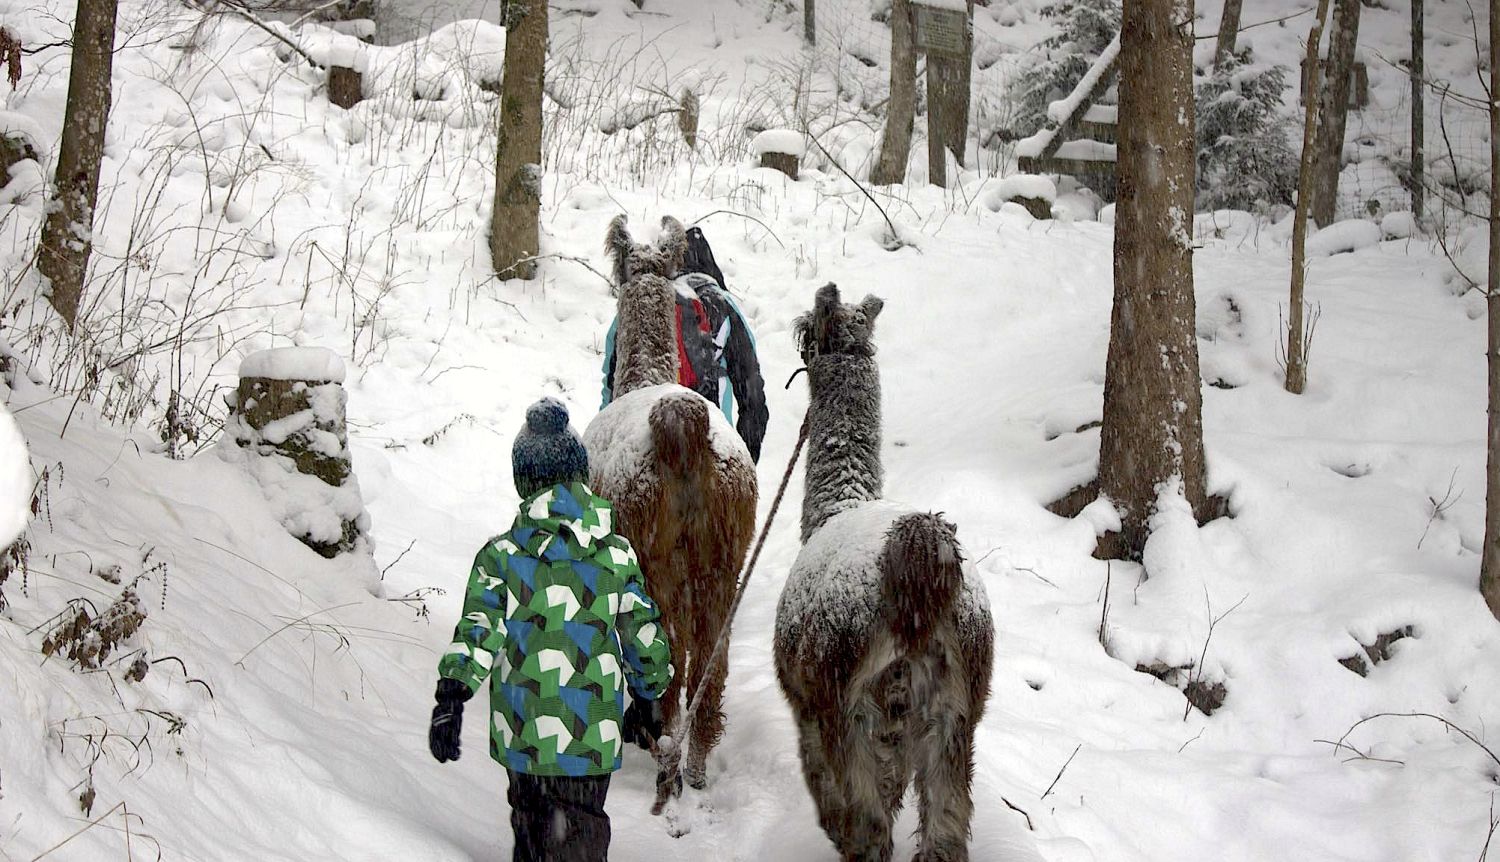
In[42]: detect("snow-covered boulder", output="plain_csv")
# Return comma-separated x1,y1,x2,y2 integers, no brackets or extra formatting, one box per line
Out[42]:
1380,210,1419,239
988,173,1057,219
0,401,26,549
1306,219,1381,257
223,348,371,566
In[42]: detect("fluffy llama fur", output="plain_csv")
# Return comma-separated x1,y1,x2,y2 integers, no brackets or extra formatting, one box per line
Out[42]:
775,284,995,862
585,215,757,789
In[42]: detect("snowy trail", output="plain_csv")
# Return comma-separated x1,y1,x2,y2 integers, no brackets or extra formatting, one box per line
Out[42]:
3,0,1500,857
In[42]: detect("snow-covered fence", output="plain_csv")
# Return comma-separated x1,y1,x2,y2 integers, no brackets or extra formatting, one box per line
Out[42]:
224,348,370,559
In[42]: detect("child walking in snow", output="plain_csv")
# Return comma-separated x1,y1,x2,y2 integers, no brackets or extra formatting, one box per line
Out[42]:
429,398,673,862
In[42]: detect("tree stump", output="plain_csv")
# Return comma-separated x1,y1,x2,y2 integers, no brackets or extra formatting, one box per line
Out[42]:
752,129,805,179
227,347,370,559
329,65,363,110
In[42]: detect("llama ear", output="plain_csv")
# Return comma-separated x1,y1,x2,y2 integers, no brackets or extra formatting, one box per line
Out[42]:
606,214,633,290
658,216,688,270
859,295,885,326
813,282,840,312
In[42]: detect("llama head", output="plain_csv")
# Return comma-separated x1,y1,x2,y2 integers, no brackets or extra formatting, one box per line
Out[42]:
793,283,884,364
605,214,688,293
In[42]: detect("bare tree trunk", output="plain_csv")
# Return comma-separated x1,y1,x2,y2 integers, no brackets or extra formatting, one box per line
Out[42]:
804,0,815,45
1410,0,1424,221
1308,0,1361,228
871,0,916,185
1097,0,1208,560
1480,0,1500,619
36,0,118,331
926,0,975,188
1213,0,1244,70
1286,0,1333,396
489,0,546,281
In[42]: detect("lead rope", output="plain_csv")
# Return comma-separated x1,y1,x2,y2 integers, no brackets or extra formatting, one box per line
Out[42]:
650,377,810,816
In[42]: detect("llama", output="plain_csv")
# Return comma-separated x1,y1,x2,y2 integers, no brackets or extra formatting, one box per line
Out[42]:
583,215,758,789
774,284,995,862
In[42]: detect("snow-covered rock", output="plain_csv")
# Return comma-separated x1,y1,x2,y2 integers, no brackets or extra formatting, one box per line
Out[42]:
1306,219,1382,257
0,401,26,547
1381,210,1419,239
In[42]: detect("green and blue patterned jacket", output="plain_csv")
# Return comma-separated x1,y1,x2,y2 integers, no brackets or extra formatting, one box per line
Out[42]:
438,482,673,777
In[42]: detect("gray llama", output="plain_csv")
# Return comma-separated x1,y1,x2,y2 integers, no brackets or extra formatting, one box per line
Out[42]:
774,284,995,862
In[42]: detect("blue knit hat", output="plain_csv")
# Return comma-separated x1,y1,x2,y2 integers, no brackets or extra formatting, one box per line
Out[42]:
512,398,589,498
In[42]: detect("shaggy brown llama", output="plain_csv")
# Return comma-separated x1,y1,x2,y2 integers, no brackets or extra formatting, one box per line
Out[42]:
774,284,995,862
583,215,758,789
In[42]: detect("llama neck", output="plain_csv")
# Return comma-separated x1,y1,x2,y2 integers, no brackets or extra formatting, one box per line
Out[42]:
613,274,680,397
801,353,883,543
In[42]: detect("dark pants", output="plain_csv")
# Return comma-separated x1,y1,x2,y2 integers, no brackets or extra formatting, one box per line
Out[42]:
507,771,612,862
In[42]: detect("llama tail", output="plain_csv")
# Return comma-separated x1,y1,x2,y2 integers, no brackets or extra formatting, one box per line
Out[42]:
649,390,712,478
879,513,964,653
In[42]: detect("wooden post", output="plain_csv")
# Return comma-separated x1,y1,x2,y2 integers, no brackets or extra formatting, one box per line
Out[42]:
329,65,362,109
914,0,973,188
752,129,805,179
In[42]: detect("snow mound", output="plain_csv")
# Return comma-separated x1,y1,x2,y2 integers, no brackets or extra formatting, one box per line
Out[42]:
1054,189,1101,221
1449,225,1488,289
240,347,347,383
1306,219,1382,257
583,384,750,486
1381,210,1419,239
0,401,26,547
992,173,1057,204
751,129,806,158
0,110,43,154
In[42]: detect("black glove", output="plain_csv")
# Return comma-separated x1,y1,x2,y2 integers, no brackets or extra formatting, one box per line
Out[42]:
429,678,473,763
622,693,665,750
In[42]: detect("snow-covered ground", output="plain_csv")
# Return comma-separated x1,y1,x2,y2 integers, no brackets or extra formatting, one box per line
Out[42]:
2,0,1498,859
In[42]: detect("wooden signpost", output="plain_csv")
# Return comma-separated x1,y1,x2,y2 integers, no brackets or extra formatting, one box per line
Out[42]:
912,0,972,187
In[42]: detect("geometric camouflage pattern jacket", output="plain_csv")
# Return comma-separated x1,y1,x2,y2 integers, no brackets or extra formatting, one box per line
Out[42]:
438,482,673,777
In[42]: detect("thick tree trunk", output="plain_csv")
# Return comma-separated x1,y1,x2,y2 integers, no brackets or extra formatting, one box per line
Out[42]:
489,0,546,281
1213,0,1243,70
1308,0,1361,227
1097,0,1207,560
925,0,975,188
1410,0,1424,221
804,0,815,45
871,0,916,185
1480,0,1500,619
36,0,118,331
1286,0,1332,396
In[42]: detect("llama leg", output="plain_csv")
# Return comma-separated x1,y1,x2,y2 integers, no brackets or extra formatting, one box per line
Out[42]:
795,715,847,851
684,641,727,789
912,714,978,862
684,573,732,790
837,713,898,862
